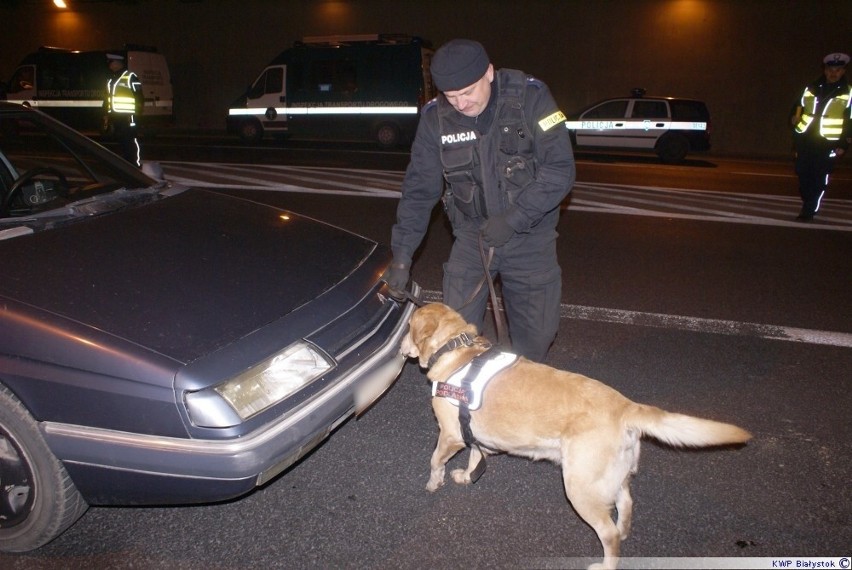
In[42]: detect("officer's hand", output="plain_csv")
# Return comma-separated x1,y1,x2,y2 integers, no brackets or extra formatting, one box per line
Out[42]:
382,261,410,301
481,215,514,247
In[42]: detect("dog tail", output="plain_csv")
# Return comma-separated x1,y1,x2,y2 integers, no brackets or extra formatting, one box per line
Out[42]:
627,404,752,448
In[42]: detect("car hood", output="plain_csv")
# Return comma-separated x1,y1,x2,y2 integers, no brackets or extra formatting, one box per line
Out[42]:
0,189,377,362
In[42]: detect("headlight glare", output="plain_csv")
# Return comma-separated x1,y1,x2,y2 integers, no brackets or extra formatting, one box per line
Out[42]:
187,342,333,427
218,342,332,420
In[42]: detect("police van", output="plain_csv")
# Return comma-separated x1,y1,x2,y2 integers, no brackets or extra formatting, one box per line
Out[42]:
565,89,711,162
227,34,435,147
4,45,173,133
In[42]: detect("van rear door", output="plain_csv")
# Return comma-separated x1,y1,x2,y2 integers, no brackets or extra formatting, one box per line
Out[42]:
127,50,173,120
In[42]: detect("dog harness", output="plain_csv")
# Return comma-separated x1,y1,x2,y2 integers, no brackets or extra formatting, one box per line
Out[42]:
431,345,518,484
432,347,519,411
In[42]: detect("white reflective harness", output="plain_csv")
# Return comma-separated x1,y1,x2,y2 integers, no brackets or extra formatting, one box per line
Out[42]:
432,348,519,411
430,344,518,484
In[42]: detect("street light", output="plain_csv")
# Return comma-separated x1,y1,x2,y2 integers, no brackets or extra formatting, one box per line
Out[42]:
54,0,68,8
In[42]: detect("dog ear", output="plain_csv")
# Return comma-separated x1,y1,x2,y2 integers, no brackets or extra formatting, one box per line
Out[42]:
409,305,443,366
411,308,439,347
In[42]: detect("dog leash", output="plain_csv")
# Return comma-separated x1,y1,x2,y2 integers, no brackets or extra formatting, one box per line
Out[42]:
477,235,509,347
392,236,507,349
453,238,510,484
399,289,425,307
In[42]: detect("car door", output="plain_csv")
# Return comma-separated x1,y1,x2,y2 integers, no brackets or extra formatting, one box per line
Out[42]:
573,99,629,148
572,98,672,150
245,65,287,133
626,98,670,150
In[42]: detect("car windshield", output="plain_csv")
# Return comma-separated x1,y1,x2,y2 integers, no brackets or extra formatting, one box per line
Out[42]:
0,104,165,235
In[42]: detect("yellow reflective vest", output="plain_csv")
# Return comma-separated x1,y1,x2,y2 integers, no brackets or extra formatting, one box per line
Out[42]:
107,70,142,115
794,83,852,140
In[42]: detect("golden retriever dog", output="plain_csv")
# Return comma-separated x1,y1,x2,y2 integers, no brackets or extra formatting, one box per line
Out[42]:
400,303,751,570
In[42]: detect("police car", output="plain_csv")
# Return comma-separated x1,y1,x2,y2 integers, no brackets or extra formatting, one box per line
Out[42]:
566,89,711,162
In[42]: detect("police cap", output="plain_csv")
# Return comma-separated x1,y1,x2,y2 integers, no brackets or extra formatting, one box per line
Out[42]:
431,39,490,92
823,52,850,67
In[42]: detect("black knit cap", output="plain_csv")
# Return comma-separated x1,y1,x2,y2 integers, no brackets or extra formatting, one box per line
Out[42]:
430,39,490,92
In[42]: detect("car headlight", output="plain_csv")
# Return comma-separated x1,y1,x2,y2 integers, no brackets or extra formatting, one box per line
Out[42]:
185,342,333,428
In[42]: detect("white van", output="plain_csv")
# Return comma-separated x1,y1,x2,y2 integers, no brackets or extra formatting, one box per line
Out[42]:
4,45,173,133
228,34,434,147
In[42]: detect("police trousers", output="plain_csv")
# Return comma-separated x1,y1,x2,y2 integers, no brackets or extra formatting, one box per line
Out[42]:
795,148,835,216
442,226,562,363
110,115,142,168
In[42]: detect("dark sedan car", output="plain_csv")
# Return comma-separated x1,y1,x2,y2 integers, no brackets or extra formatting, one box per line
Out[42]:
0,102,417,551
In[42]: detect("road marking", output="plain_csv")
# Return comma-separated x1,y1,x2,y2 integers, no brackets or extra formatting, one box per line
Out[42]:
419,289,852,348
731,171,795,178
732,170,852,182
160,162,402,197
572,182,852,231
159,162,852,230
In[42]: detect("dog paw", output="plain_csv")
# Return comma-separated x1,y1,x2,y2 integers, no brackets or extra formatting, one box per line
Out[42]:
425,478,444,492
450,469,472,485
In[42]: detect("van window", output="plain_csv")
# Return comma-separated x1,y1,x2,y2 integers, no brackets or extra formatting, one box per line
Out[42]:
249,67,283,99
289,59,358,102
313,60,357,97
39,59,79,91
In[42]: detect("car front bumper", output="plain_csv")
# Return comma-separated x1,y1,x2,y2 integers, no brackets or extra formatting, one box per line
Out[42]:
40,287,419,505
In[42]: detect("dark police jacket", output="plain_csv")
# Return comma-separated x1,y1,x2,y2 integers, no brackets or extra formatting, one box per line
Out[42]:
391,68,575,266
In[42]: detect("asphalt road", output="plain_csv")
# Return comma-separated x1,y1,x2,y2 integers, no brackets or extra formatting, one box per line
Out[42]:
2,142,849,569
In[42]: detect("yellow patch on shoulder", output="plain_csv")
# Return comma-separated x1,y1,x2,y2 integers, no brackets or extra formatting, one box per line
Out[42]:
538,110,567,131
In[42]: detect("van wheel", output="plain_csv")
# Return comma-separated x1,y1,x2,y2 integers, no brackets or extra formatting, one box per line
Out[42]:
375,123,400,148
0,384,88,552
656,133,689,162
238,120,263,143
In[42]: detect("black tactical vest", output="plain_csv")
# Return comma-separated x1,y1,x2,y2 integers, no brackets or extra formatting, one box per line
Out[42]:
438,69,536,223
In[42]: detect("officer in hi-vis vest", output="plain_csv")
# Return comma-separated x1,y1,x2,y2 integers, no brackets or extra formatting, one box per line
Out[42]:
104,53,143,168
791,52,851,221
387,39,575,362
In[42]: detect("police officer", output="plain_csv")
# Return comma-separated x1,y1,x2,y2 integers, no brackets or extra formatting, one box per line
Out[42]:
387,39,575,362
104,53,143,168
791,52,851,221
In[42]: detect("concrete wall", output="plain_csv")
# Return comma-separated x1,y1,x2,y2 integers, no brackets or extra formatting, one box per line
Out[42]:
1,0,849,158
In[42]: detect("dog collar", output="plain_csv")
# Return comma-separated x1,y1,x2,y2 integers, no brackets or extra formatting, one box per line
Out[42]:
427,332,484,368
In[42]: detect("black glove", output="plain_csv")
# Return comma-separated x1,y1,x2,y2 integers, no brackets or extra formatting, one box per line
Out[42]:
481,215,514,247
383,261,410,300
